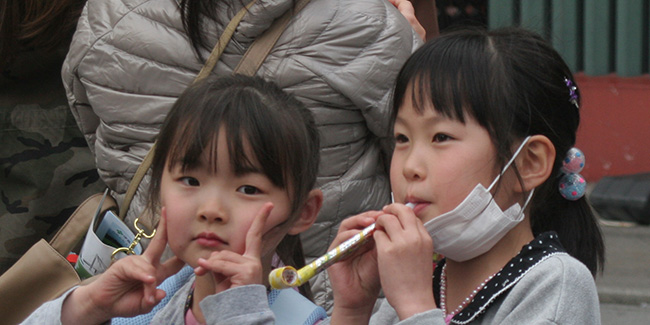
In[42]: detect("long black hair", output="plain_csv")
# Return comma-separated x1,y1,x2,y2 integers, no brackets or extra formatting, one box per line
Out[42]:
179,0,232,60
149,74,320,297
392,26,604,275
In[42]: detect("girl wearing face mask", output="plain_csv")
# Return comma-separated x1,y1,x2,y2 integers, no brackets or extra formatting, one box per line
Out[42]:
324,27,604,325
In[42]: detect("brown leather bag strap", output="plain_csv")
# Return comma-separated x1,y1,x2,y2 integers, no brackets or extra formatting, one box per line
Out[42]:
194,0,258,82
234,0,311,76
119,146,155,219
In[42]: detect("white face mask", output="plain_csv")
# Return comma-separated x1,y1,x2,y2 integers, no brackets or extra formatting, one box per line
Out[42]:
423,137,533,262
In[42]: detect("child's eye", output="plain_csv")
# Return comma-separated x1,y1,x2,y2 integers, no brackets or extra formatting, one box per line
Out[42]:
180,177,200,186
394,134,409,144
237,185,262,195
433,133,452,143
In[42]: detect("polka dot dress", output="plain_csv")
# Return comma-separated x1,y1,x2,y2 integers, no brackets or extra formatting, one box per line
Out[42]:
433,232,566,324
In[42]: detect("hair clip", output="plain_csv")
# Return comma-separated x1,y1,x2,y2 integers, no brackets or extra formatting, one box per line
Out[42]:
558,147,586,200
564,77,579,109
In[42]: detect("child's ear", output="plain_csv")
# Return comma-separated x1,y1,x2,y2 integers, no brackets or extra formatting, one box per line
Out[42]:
288,189,323,235
514,135,555,193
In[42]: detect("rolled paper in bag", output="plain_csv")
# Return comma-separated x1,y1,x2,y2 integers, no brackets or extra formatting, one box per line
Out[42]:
269,223,376,289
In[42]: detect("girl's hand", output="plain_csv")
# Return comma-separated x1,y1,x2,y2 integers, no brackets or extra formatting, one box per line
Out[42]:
194,203,272,293
61,208,185,324
327,211,383,324
374,203,437,320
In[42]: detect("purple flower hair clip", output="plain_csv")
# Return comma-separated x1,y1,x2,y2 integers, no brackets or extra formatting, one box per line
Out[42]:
564,77,579,109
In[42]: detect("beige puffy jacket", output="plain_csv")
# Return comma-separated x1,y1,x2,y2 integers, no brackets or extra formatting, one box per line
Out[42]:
63,0,421,310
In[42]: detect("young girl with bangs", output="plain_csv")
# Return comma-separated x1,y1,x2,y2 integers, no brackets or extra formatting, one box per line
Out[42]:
22,75,326,324
326,27,604,324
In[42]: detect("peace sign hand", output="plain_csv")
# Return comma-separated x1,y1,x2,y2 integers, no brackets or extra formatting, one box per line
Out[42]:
195,202,273,293
61,208,186,324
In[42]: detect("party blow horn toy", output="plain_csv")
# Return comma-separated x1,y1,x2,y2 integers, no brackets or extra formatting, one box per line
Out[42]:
269,202,415,289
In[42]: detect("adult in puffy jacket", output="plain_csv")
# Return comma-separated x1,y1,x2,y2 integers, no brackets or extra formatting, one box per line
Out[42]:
62,0,422,311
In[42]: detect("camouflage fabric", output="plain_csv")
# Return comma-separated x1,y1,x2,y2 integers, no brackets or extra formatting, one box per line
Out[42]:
0,48,106,275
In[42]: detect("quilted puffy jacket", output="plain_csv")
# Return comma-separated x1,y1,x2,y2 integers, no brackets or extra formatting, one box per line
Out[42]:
63,0,421,310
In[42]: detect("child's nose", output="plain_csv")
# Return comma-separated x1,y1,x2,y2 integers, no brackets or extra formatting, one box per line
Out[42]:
402,150,425,181
199,197,228,223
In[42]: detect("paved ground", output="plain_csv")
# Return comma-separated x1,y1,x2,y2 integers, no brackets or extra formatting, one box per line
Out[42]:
600,302,650,324
596,220,650,324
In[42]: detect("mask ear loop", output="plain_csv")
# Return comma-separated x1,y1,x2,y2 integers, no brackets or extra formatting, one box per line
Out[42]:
486,136,535,213
487,136,532,192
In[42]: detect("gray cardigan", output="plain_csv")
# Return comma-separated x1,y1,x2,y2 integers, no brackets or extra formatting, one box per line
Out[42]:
363,253,601,324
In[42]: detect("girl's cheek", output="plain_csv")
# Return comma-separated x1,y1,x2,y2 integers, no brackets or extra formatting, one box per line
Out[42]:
232,223,251,254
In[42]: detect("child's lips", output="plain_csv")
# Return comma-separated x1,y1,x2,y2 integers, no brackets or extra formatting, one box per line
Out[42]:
405,200,430,215
411,202,430,215
195,232,226,247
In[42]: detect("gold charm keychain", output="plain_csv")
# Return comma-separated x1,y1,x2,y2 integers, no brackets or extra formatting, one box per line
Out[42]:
111,218,156,261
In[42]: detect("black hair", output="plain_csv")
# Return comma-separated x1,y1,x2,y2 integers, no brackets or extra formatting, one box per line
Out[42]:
179,0,231,61
148,74,320,297
392,26,604,275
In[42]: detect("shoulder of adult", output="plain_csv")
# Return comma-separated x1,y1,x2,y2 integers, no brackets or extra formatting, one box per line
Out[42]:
82,0,152,39
62,0,193,160
273,0,421,134
78,0,193,69
291,0,422,50
62,0,193,89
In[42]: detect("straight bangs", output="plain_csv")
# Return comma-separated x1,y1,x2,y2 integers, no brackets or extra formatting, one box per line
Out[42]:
165,86,288,191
